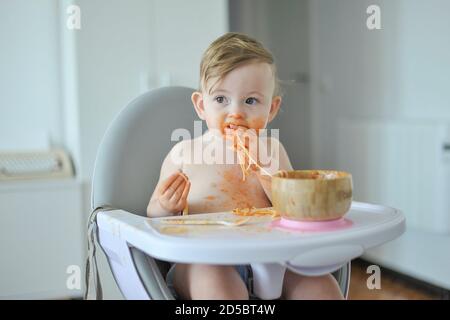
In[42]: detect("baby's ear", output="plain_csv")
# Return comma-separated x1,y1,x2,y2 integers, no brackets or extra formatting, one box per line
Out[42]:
191,91,205,120
268,96,282,123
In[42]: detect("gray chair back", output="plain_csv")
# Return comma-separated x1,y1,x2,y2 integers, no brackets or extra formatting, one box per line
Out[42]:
91,86,197,215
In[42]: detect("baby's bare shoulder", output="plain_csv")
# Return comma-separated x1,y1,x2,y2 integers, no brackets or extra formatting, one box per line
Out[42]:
166,138,194,164
263,135,282,152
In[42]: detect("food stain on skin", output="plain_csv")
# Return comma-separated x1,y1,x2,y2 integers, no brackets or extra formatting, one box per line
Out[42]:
289,198,296,206
248,117,267,134
196,195,222,213
217,167,269,210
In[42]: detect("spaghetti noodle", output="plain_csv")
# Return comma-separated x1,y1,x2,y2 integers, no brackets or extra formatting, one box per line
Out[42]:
229,131,282,217
179,172,189,215
230,130,272,181
232,206,279,218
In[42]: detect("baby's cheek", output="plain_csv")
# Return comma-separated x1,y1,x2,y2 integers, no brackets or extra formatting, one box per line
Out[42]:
249,117,267,133
214,113,229,134
204,113,224,130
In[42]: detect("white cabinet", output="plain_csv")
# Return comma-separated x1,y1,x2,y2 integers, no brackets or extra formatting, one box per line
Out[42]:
0,180,84,299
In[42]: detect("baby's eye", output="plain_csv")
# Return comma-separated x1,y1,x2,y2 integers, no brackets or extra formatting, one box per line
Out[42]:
245,97,258,105
215,96,226,104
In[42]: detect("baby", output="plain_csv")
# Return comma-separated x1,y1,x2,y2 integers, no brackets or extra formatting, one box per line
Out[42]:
146,32,343,300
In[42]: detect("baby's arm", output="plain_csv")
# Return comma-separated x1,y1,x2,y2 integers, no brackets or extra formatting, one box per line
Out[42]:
256,138,293,203
147,142,190,217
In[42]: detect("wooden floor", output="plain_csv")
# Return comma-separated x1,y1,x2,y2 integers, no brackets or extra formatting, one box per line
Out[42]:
348,259,447,300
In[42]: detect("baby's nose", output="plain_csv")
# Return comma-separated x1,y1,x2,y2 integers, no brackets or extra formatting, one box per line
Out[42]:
228,112,243,119
228,103,245,118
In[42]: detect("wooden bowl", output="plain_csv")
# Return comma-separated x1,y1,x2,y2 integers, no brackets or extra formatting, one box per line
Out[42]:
271,170,353,221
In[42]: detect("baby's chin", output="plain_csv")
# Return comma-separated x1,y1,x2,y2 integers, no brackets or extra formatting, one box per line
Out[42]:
206,127,228,139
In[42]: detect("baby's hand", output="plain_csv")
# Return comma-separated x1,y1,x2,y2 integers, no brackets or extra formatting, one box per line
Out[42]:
156,171,190,214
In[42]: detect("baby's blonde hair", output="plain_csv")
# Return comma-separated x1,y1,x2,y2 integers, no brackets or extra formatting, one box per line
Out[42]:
199,32,281,97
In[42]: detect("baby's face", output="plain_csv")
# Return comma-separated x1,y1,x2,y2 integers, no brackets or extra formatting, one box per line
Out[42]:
192,62,281,138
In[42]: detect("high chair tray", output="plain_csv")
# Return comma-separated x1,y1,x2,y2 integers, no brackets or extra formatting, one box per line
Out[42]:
96,201,405,267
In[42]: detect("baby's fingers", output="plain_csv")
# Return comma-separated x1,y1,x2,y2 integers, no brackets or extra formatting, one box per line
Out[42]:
159,172,181,194
158,180,184,211
169,179,188,203
179,181,191,202
175,182,190,210
163,173,187,196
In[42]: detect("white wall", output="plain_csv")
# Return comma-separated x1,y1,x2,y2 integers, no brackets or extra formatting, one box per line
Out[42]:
153,1,229,89
0,0,62,150
73,0,158,181
310,0,450,169
396,1,450,120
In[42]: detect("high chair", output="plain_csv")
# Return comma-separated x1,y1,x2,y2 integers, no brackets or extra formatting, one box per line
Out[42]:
86,86,405,300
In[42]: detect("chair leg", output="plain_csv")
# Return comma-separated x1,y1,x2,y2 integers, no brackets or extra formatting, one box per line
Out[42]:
130,248,176,300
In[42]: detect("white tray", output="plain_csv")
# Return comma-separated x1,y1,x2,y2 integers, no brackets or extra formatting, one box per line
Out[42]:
97,201,405,265
96,201,405,299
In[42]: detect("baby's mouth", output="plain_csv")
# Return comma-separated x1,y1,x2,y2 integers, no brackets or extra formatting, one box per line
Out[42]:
224,123,248,134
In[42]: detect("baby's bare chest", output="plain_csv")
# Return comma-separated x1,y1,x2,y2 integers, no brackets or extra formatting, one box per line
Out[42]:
183,164,271,214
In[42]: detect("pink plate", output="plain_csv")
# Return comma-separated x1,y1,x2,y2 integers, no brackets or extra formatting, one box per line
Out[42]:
270,217,353,232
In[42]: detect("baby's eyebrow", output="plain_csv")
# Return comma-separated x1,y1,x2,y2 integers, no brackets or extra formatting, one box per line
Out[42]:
210,89,265,98
211,89,230,95
247,91,265,98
